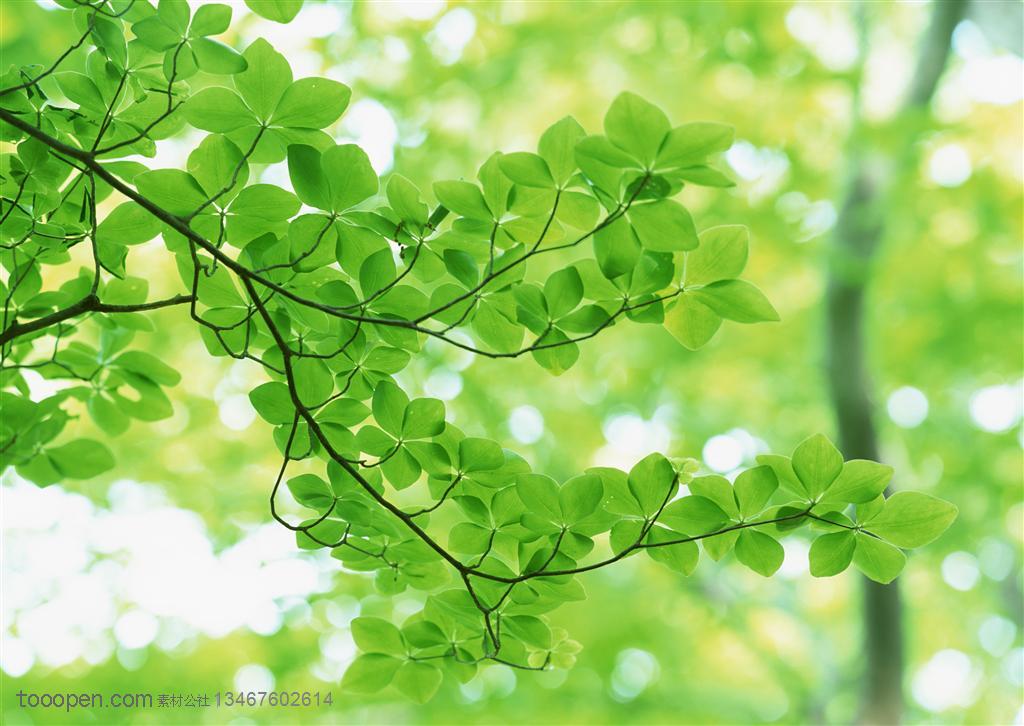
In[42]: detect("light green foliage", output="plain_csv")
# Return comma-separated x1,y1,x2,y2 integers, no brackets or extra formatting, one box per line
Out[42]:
0,0,958,705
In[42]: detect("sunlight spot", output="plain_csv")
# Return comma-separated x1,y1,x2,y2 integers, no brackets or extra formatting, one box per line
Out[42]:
978,538,1015,581
912,649,980,712
114,610,159,650
234,663,275,693
978,615,1016,657
887,386,929,428
610,648,659,701
340,99,398,174
428,8,476,65
969,383,1023,433
424,370,462,400
928,144,972,187
0,636,34,677
509,405,544,445
941,551,980,591
703,434,744,473
219,393,257,431
391,0,445,21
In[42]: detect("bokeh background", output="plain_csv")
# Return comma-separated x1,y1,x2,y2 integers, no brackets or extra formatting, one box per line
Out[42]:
2,1,1022,724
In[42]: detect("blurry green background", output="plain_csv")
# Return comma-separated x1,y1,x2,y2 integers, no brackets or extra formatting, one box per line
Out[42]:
1,1,1022,724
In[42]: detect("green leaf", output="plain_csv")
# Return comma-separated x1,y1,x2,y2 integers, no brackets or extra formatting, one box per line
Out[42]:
809,531,856,577
158,0,190,32
360,248,396,298
646,527,699,575
517,473,561,523
372,380,409,436
684,225,749,286
734,529,784,577
864,492,958,549
183,87,256,133
187,133,247,198
504,615,551,649
97,203,161,247
627,200,698,252
132,16,180,51
272,77,351,129
387,175,429,226
113,351,181,386
392,661,442,704
433,180,492,221
544,267,583,319
342,653,401,694
604,92,671,166
664,293,722,351
627,452,676,517
472,298,523,353
820,460,894,506
190,3,232,35
47,439,115,479
691,280,779,323
55,72,104,111
351,616,405,656
229,184,300,220
293,358,332,407
559,474,603,523
498,152,554,188
538,116,585,186
594,215,641,279
459,437,504,473
235,38,293,121
287,144,329,210
192,37,247,75
733,465,778,519
852,533,907,584
791,433,844,500
657,122,735,169
323,144,378,211
403,398,446,439
449,522,491,553
688,475,739,519
249,382,294,425
287,473,333,511
659,495,729,535
244,0,303,23
135,169,206,216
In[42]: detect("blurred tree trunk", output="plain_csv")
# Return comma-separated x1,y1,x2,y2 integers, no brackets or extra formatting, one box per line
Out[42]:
824,1,967,724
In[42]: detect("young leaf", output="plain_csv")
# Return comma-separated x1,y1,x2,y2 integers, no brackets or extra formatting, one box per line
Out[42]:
664,293,722,351
351,617,405,656
809,531,856,577
627,200,698,252
498,152,555,188
342,653,401,693
544,267,584,319
684,226,749,286
852,533,907,584
272,77,351,129
791,433,844,500
559,474,603,524
594,216,641,279
538,116,585,186
733,465,778,519
627,452,676,517
47,439,115,479
820,459,894,506
393,661,443,704
604,92,671,166
734,529,784,577
864,492,958,549
691,279,779,324
657,122,735,169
